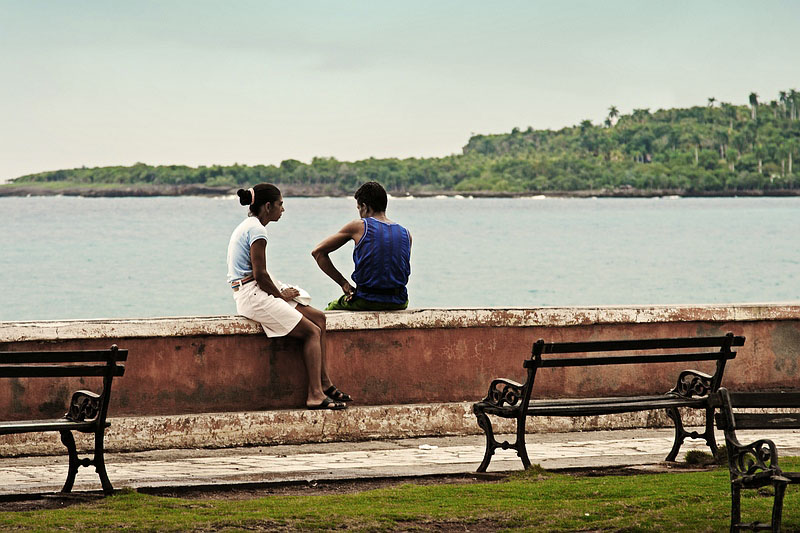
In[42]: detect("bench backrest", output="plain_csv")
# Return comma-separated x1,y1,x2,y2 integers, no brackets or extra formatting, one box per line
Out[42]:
525,333,743,369
714,387,800,482
520,333,744,403
714,388,800,432
0,345,126,424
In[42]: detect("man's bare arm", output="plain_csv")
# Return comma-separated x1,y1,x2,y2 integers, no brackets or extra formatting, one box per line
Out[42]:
312,220,363,295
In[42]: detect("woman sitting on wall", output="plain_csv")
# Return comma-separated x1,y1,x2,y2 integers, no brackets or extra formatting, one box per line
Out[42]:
227,183,351,410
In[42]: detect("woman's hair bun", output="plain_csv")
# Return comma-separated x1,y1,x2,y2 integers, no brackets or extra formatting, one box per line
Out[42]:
237,189,251,206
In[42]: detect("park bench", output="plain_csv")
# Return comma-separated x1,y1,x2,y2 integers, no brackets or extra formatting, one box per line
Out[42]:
0,345,126,494
714,387,800,532
473,333,744,472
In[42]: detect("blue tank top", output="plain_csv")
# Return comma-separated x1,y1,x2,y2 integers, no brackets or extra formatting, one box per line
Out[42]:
352,217,411,304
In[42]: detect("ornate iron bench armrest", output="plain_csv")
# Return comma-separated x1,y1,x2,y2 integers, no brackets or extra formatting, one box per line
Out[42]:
478,378,526,408
727,437,781,481
668,370,714,398
64,390,103,423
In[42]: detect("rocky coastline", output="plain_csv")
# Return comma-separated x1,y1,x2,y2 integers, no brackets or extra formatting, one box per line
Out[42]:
1,183,799,199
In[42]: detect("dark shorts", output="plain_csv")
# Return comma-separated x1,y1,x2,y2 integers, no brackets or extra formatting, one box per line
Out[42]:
325,295,408,311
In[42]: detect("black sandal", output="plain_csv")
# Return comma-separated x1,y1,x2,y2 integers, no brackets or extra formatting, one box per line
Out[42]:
307,397,347,410
324,385,353,402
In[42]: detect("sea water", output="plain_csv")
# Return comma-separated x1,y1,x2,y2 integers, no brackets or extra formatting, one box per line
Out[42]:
0,195,798,321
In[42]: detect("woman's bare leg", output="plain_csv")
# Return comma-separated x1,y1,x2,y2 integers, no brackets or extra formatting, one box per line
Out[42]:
286,316,327,406
297,305,333,389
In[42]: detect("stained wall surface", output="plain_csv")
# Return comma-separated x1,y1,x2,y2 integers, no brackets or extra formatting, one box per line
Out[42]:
1,305,798,421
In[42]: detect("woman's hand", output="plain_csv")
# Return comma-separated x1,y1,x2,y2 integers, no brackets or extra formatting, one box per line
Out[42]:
280,287,300,301
341,282,356,302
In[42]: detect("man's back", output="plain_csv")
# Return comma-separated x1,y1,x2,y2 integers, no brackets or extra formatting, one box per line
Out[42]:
351,217,411,305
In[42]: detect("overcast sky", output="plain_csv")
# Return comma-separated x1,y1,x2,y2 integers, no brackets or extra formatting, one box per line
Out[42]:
1,1,798,182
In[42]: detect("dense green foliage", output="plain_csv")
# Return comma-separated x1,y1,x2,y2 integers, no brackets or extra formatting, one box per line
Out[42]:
11,90,800,194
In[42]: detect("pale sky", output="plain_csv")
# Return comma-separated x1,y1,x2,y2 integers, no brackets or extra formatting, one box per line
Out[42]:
1,1,798,182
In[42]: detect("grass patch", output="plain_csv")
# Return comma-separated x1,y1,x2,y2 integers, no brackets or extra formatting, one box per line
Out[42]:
3,458,800,531
684,445,728,466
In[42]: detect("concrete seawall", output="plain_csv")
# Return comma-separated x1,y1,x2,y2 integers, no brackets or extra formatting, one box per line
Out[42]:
1,304,799,455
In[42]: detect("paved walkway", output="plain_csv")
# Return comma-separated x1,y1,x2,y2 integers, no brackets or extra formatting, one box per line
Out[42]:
3,428,800,495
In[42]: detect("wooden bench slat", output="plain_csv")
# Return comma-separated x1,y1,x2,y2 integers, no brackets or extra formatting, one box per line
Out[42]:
542,335,745,354
0,350,128,364
0,365,125,378
727,392,800,408
526,351,735,368
725,413,800,430
481,397,707,418
528,394,705,407
526,398,706,417
0,419,98,435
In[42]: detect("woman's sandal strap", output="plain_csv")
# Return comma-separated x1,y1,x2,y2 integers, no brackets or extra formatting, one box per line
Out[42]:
324,385,353,402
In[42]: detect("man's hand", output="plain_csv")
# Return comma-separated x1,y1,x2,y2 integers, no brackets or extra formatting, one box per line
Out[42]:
280,287,300,301
342,282,356,302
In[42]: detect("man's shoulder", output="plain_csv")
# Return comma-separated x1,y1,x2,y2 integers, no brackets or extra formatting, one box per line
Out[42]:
343,219,365,232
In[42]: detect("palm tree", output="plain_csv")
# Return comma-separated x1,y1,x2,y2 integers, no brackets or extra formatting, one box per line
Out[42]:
714,129,729,159
607,105,619,126
749,92,759,120
683,131,702,166
790,89,798,121
779,91,788,117
707,97,716,107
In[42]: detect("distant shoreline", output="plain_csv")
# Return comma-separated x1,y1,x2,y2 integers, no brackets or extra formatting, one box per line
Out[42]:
1,183,799,199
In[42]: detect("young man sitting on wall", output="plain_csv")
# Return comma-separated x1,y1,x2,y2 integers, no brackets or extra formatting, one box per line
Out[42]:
312,181,412,311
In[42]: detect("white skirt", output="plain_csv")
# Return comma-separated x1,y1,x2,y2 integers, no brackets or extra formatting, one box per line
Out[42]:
233,282,303,338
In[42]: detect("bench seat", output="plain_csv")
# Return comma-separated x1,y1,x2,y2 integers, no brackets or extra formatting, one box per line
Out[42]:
478,395,708,418
0,419,108,435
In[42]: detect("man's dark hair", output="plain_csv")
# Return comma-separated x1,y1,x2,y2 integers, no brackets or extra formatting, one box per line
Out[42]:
354,181,388,212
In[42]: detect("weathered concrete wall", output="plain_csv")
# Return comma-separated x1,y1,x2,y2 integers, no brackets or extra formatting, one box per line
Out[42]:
2,305,799,419
0,402,699,457
0,305,799,453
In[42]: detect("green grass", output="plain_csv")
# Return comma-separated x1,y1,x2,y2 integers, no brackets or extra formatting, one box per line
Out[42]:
3,459,800,532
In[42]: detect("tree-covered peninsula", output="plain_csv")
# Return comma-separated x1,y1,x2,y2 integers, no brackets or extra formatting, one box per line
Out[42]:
5,90,800,197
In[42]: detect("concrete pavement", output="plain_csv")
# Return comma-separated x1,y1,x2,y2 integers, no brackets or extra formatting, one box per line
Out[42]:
4,428,800,495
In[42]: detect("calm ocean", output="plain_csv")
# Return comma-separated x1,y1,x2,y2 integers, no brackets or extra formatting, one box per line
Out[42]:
1,195,798,321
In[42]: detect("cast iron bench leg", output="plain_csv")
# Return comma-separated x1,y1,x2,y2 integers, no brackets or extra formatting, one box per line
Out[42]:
771,481,787,533
475,410,532,472
665,406,718,462
59,430,79,493
703,406,719,458
664,407,686,461
475,411,497,472
94,430,113,494
515,413,531,469
730,483,741,533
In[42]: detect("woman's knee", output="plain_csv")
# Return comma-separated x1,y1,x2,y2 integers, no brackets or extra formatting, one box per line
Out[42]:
291,317,320,340
301,305,326,330
315,310,326,329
